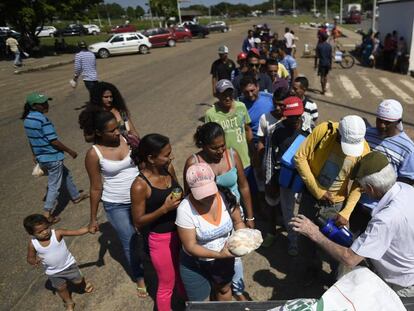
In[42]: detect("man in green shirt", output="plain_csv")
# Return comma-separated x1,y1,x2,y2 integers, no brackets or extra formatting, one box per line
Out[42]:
205,79,253,170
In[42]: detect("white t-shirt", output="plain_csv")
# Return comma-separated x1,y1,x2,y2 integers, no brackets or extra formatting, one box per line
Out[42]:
176,193,233,261
257,112,279,138
284,32,295,48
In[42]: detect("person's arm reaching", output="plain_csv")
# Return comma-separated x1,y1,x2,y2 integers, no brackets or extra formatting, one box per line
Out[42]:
85,148,103,233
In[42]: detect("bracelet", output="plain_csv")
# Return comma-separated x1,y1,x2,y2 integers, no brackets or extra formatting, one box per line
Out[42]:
245,217,255,221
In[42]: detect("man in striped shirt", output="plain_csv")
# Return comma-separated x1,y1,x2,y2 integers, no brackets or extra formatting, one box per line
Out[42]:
22,92,88,223
350,99,414,233
291,76,318,133
73,41,98,96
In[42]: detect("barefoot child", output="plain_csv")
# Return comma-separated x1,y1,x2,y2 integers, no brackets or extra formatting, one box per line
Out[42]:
24,214,94,311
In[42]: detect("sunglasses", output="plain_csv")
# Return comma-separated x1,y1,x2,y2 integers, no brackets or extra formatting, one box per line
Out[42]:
248,63,260,68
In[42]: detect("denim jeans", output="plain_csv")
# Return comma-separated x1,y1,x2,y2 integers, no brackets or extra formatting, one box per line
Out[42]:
102,201,144,281
14,51,22,65
40,160,80,212
232,257,245,295
83,80,98,96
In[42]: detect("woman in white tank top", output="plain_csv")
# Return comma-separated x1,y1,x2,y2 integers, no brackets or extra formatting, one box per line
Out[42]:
79,108,147,296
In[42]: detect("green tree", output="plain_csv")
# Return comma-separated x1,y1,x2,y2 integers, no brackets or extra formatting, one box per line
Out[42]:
135,5,145,17
0,0,102,47
150,0,177,18
126,6,136,19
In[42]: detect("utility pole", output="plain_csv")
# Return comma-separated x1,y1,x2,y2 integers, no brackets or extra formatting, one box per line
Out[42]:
339,0,343,24
313,0,316,16
177,0,182,24
293,0,296,14
372,0,377,32
146,1,154,28
209,6,212,22
325,0,328,20
273,0,276,16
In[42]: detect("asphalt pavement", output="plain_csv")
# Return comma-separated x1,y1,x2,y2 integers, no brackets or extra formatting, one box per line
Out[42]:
1,17,414,311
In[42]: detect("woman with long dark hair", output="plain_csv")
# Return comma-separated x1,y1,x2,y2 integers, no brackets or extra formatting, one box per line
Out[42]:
88,82,139,140
130,134,186,311
79,107,146,297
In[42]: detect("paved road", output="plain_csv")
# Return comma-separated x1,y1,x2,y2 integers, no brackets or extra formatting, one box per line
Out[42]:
1,17,414,311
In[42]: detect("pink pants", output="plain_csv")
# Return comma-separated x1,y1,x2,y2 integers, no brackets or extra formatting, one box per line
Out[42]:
148,231,186,311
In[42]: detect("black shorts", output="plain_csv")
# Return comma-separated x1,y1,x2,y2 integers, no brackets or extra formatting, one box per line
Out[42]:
318,65,330,77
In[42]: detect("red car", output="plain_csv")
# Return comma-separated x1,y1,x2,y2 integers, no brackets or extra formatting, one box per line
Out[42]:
171,27,192,42
110,24,137,33
142,28,177,47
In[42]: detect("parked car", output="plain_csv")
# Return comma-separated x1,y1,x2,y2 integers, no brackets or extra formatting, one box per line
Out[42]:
56,24,88,36
344,11,362,24
206,21,229,33
171,27,192,42
185,24,209,38
88,32,151,58
110,24,137,34
84,24,101,35
35,26,57,37
142,27,176,47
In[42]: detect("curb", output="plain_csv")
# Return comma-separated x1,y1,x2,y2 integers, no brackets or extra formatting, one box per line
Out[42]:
14,59,74,74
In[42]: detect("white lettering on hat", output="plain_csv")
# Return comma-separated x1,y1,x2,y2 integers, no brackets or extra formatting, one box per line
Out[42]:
286,102,299,108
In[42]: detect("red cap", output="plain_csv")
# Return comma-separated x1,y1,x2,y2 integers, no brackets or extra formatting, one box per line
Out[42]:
249,48,260,57
282,96,304,117
237,52,247,61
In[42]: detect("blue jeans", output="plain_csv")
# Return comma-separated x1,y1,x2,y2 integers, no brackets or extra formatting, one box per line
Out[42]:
40,160,80,212
102,201,144,281
232,257,245,295
14,50,22,65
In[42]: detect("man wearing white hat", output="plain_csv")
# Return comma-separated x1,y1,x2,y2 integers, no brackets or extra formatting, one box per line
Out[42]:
293,115,370,283
350,99,414,234
210,45,236,96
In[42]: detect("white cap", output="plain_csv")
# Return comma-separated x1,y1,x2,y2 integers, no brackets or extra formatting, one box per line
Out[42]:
377,99,404,131
254,37,261,44
338,115,366,157
218,45,229,54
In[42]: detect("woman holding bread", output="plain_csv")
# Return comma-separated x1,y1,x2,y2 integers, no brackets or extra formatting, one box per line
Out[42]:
176,162,246,301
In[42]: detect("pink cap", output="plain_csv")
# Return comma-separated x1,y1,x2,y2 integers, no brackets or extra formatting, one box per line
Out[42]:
186,163,218,200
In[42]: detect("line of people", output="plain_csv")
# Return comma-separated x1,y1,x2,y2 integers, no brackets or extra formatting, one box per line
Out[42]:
21,24,414,311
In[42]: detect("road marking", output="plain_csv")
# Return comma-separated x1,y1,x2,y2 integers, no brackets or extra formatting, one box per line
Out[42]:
338,75,361,98
379,77,414,105
400,79,414,94
360,76,383,97
325,82,333,97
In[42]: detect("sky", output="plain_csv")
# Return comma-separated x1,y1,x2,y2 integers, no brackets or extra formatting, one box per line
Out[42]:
108,0,265,10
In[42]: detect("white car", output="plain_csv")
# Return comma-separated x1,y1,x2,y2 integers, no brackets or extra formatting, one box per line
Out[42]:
88,32,152,58
84,24,101,35
36,26,57,37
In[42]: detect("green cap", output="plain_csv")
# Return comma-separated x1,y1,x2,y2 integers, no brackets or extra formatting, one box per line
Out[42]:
351,151,389,180
26,92,52,106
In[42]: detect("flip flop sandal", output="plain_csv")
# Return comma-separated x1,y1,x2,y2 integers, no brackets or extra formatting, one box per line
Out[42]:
137,286,149,298
84,282,94,293
72,193,89,204
64,302,75,311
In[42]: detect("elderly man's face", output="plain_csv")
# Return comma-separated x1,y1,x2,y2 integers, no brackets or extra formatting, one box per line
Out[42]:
376,118,398,138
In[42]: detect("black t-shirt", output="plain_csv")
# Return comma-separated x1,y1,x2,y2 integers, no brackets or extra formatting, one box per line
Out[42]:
210,58,236,80
271,120,308,167
316,41,332,67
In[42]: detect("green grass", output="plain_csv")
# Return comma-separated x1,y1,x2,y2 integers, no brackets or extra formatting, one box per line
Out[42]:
281,14,326,25
39,34,109,47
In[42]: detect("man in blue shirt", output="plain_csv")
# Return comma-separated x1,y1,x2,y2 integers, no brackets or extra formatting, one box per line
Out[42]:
22,92,88,223
314,33,332,95
275,44,298,87
351,99,414,234
240,75,274,195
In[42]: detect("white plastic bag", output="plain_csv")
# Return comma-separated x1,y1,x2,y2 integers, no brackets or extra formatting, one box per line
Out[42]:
267,267,406,311
32,163,44,177
227,228,263,257
69,79,77,88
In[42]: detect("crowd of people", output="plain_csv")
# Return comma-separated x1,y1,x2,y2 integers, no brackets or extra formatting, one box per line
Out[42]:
21,22,414,311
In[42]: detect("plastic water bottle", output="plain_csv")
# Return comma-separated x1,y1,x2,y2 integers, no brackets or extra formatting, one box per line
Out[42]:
316,217,353,247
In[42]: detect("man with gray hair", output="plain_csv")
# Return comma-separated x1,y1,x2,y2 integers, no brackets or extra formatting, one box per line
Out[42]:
291,151,414,297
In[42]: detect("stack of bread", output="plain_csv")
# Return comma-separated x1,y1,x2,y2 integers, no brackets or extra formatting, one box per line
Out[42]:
227,228,263,257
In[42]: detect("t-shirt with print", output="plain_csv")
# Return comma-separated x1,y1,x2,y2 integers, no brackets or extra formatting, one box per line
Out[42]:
24,111,64,163
205,101,251,168
257,112,281,184
176,193,233,261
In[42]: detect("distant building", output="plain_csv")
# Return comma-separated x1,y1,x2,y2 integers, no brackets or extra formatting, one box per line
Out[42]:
181,10,202,22
378,0,414,75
